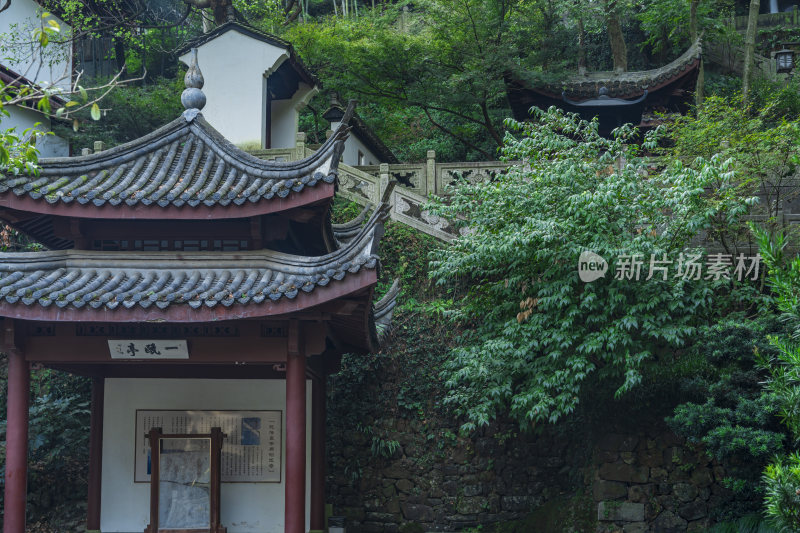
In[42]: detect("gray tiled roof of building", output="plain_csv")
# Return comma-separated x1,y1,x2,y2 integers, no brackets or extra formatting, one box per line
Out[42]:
531,39,702,100
0,110,347,209
0,203,388,313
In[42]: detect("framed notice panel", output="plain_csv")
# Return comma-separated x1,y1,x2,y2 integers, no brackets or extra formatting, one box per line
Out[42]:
135,410,281,483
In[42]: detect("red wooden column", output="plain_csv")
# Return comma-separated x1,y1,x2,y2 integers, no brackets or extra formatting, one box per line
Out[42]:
3,349,30,533
285,321,306,533
86,377,105,532
310,375,326,533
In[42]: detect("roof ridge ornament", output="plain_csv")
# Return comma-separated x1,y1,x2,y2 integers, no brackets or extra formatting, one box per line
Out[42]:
181,48,206,121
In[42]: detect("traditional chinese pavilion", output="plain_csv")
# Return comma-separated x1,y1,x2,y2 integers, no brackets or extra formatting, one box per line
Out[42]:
504,39,702,135
0,51,396,533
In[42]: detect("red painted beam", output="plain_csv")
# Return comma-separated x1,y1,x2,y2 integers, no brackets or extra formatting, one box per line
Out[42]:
86,377,104,531
310,376,326,532
285,321,306,533
3,350,29,533
0,183,334,220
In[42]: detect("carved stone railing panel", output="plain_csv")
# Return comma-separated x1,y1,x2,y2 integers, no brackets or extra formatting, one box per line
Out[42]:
358,164,427,195
337,165,380,205
391,187,457,241
435,161,513,193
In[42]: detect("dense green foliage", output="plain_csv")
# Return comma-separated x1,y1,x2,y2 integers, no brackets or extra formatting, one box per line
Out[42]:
52,76,185,150
0,363,91,528
754,228,800,532
666,316,788,516
666,93,800,239
427,107,757,431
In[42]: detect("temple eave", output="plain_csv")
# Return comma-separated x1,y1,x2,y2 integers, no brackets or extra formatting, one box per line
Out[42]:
0,270,376,324
0,181,335,220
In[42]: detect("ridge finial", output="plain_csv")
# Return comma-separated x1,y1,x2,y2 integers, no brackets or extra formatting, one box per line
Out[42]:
181,48,206,112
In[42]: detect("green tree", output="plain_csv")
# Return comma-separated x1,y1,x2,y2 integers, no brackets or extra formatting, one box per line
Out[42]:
285,0,551,159
754,227,800,531
427,108,756,431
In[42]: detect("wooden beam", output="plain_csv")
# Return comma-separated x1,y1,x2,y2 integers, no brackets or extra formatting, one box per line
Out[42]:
26,335,288,364
45,363,292,379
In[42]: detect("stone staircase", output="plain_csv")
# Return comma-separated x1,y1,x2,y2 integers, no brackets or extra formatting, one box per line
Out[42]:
248,133,511,242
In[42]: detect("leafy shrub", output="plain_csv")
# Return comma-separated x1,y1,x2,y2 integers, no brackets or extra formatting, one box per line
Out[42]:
427,106,756,431
753,227,800,531
667,315,789,517
0,363,91,525
763,453,800,532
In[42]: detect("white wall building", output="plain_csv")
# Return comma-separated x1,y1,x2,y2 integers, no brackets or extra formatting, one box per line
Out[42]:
323,98,398,167
0,0,72,158
178,23,318,150
178,23,398,165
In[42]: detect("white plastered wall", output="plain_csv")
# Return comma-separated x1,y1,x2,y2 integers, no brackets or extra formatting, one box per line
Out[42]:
330,121,382,166
1,0,72,157
179,30,317,150
100,378,312,533
1,106,69,158
179,31,286,147
0,0,73,91
269,82,316,149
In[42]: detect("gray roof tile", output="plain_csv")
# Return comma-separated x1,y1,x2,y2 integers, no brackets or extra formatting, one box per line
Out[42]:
0,112,347,210
0,205,387,313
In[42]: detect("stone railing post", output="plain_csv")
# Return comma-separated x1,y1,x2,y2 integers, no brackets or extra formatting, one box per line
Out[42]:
295,132,306,161
81,148,92,156
426,150,436,195
93,141,105,153
379,163,390,206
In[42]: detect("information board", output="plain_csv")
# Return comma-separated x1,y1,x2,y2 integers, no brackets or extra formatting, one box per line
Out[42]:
135,410,281,483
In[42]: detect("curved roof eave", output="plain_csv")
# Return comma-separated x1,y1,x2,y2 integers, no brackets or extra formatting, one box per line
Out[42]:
0,199,386,321
0,111,349,219
511,38,702,101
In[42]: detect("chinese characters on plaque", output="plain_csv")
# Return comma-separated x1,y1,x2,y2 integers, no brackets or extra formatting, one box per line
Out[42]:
108,340,189,359
135,410,281,483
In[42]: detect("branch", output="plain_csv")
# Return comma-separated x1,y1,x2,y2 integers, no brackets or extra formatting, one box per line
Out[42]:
422,107,492,158
2,67,146,121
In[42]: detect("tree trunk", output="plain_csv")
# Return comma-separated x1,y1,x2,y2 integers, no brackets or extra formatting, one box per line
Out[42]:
695,60,705,106
113,37,127,77
605,1,627,72
690,0,704,106
742,0,760,106
577,16,587,74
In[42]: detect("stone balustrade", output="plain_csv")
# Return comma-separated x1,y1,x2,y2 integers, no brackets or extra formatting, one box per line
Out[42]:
247,135,513,242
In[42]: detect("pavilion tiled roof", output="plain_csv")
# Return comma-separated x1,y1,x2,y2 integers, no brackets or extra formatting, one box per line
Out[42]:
514,39,702,101
0,204,387,316
0,109,346,211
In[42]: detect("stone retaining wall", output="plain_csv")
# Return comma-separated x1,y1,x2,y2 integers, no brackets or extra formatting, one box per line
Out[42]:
327,419,734,532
